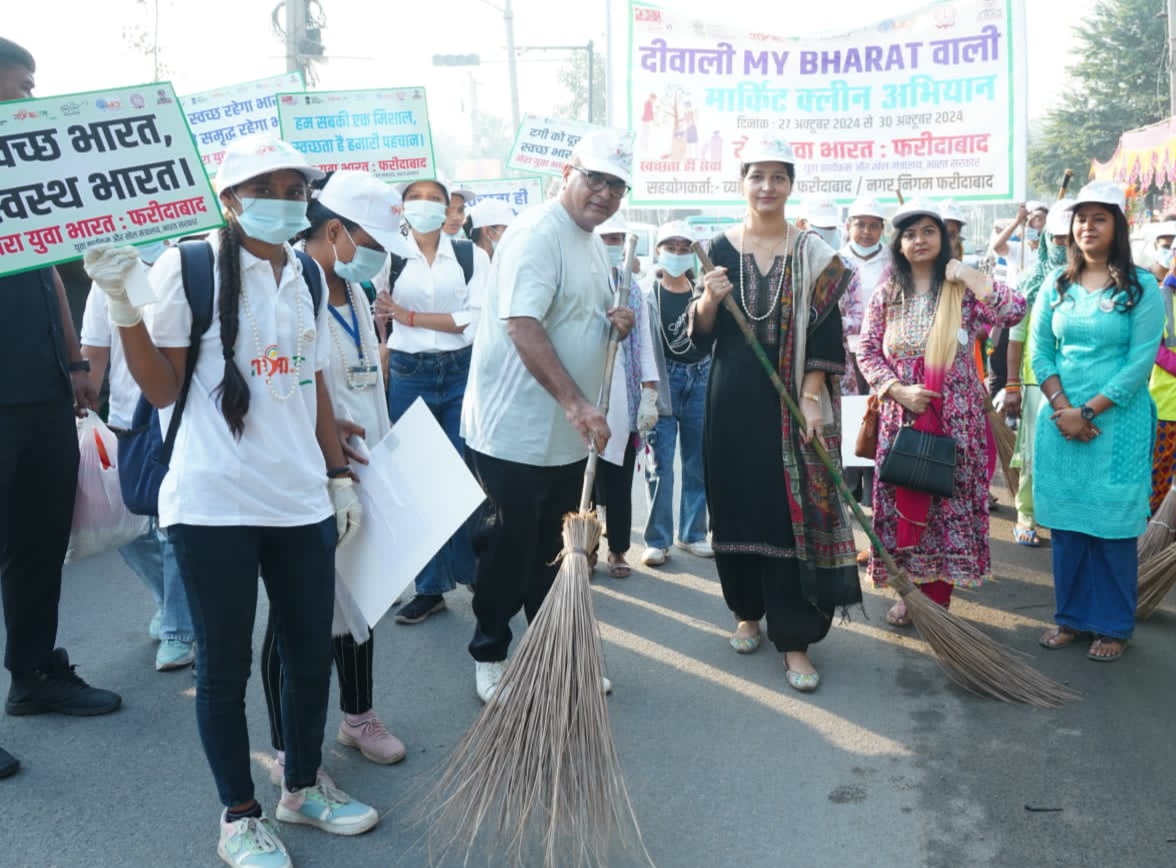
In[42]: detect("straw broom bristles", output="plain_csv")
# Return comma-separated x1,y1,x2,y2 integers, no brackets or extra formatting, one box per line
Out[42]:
420,513,652,868
1138,485,1176,566
1136,540,1176,619
691,241,1079,709
986,399,1019,497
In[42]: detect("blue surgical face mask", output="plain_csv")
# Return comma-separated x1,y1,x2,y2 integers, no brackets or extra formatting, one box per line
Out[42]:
333,227,387,283
1048,241,1068,267
136,240,169,265
850,240,882,258
813,227,840,249
403,200,447,234
1158,246,1174,270
233,195,309,245
1025,227,1041,242
659,251,694,278
604,244,625,269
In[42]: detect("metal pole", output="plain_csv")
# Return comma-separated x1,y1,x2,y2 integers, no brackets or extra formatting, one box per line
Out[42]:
1169,0,1176,116
504,0,521,132
284,1,299,74
586,40,595,123
604,0,614,127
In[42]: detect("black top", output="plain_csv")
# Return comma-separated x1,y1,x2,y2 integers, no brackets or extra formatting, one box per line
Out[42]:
0,268,71,407
655,281,708,365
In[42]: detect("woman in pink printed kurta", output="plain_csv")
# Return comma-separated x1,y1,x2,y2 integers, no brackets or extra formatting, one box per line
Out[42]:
857,237,1025,602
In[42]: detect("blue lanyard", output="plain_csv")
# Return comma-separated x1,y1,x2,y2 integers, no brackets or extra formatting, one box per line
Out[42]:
328,296,366,363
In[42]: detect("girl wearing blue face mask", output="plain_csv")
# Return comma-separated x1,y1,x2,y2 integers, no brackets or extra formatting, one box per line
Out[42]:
641,222,712,568
372,179,490,624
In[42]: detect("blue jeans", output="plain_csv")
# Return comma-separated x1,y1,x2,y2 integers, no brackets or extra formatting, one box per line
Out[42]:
387,346,475,595
119,521,194,642
169,519,336,806
644,357,710,550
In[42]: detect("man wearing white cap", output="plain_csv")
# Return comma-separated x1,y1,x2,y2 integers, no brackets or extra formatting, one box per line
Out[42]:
461,129,636,702
468,198,516,261
1146,220,1176,282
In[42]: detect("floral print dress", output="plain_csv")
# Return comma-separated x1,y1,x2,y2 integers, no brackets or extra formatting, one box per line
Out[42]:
856,279,1025,588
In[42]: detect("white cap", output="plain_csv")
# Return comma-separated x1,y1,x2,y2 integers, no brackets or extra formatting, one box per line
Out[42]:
571,129,634,186
594,214,628,236
892,198,942,225
939,200,967,226
447,183,476,204
1026,200,1049,214
1073,181,1127,215
1046,199,1075,237
656,220,693,246
469,198,516,230
395,178,451,201
316,170,409,257
848,196,887,221
806,197,839,228
1150,220,1176,240
739,136,796,167
216,135,324,192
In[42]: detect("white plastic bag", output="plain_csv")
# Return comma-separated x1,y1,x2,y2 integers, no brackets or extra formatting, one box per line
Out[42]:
66,415,149,563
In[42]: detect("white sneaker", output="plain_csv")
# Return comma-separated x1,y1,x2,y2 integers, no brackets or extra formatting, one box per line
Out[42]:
676,540,714,558
640,547,668,567
602,676,613,695
276,772,378,836
218,812,291,868
476,661,507,703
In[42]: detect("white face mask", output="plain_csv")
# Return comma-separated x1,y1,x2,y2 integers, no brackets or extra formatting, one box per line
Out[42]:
812,227,840,249
658,251,694,278
1157,246,1174,270
605,244,625,269
403,200,447,234
850,240,882,258
1025,228,1041,242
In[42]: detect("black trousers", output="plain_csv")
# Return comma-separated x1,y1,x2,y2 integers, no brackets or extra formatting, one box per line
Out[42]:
260,619,374,751
466,449,585,663
716,552,833,653
594,438,637,555
0,400,78,676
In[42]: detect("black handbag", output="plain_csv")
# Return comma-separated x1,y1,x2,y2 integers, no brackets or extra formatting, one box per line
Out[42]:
878,425,957,498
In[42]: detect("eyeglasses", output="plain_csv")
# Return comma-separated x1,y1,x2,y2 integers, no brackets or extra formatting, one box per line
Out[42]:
571,165,630,199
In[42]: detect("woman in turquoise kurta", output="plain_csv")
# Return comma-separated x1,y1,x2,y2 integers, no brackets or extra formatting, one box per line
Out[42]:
1032,182,1163,662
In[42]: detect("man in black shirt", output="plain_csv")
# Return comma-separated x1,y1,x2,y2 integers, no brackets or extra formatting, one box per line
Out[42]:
0,38,121,781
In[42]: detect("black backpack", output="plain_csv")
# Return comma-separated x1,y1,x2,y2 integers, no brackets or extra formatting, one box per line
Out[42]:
117,241,323,516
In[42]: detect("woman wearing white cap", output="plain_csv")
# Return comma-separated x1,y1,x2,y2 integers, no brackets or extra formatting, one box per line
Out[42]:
857,199,1025,628
468,198,516,261
444,183,476,238
1147,221,1176,513
691,136,861,692
593,216,660,577
256,170,409,782
373,178,490,624
1033,181,1162,662
82,135,377,866
641,220,711,567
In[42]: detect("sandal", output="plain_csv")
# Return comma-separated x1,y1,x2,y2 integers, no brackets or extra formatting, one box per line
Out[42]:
1087,637,1126,662
886,602,913,628
607,554,631,578
1039,626,1092,650
1013,525,1041,547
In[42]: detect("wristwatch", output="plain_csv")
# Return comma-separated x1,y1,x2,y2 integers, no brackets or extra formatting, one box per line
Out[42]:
1079,404,1095,422
68,360,91,373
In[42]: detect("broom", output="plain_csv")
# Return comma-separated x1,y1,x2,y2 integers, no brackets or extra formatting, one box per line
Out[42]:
1139,484,1176,565
421,234,653,868
692,240,1078,708
986,395,1019,497
1136,539,1176,619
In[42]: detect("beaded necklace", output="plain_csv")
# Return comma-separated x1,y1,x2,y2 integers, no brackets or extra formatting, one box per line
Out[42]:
657,281,695,357
241,282,307,402
738,225,790,322
327,281,379,390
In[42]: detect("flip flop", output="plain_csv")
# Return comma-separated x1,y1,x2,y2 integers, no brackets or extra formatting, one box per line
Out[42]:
607,555,631,578
1087,637,1126,662
1039,626,1091,650
886,602,913,628
1013,525,1041,547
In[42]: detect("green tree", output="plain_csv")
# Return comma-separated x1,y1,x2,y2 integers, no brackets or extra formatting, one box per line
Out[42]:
557,48,607,124
1028,0,1168,194
121,0,172,81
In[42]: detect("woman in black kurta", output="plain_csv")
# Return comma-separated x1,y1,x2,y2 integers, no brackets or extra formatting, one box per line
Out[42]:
690,147,861,691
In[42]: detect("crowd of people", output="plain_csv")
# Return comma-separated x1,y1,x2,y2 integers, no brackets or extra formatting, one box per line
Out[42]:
2,32,1173,868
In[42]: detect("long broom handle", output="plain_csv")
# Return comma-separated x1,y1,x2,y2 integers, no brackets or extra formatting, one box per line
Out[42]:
579,233,639,512
691,241,905,579
1057,168,1073,201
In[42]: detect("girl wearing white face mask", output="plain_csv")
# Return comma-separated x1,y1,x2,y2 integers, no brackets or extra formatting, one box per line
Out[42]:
82,136,377,867
468,198,516,262
640,222,712,569
371,179,490,624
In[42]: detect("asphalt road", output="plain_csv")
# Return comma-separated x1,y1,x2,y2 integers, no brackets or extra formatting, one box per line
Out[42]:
2,478,1174,868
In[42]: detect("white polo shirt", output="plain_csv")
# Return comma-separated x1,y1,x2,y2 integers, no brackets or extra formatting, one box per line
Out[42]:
146,243,333,529
373,233,489,354
461,200,614,467
840,244,892,304
81,275,145,429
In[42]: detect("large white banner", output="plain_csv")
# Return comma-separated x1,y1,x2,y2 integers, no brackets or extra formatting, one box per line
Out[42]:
454,176,545,212
277,87,435,183
0,82,222,277
627,0,1027,207
179,72,304,174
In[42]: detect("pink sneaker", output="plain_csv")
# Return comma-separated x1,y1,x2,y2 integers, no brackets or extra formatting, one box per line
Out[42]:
268,751,335,788
336,711,406,765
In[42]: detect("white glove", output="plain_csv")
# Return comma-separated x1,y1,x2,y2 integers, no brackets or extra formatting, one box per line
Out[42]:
328,477,362,548
83,244,144,327
637,386,660,434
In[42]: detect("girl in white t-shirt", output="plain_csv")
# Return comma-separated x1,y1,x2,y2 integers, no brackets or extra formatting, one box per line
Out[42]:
260,171,407,776
83,136,376,868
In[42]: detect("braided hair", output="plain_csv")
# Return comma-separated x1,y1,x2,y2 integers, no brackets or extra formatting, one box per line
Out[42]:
213,215,250,439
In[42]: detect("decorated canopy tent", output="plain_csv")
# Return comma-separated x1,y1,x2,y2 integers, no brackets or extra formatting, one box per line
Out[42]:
1090,117,1176,188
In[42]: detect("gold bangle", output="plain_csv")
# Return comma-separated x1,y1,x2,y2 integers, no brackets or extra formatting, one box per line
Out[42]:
802,391,821,403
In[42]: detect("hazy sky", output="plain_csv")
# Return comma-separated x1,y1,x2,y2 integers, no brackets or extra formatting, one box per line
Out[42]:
11,0,1103,143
